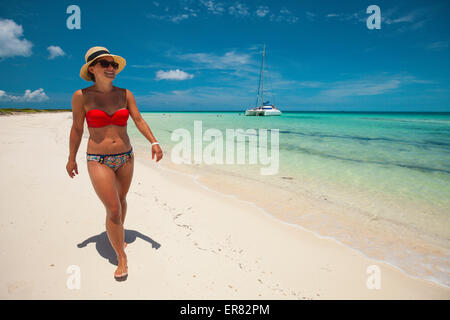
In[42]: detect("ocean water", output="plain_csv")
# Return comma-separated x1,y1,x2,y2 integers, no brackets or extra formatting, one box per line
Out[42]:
129,112,450,287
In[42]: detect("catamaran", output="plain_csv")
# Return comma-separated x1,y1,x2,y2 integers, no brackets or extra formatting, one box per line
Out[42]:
245,44,282,116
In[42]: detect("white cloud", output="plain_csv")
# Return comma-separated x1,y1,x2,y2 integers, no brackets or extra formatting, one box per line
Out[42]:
155,69,194,80
137,86,251,107
47,45,65,59
325,7,431,32
280,7,290,15
269,7,299,24
426,41,449,51
319,75,427,98
170,14,190,23
133,73,435,109
388,14,415,24
228,2,249,17
0,18,33,59
256,6,269,17
324,10,366,23
146,3,297,24
146,5,198,23
183,6,198,17
0,88,49,102
177,51,251,69
306,11,316,21
200,0,225,15
383,8,418,25
382,8,432,33
322,80,401,97
296,81,324,88
23,88,49,101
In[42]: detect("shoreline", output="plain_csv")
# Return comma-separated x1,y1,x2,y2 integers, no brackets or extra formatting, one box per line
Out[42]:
0,112,448,299
131,137,450,289
0,109,71,116
190,169,446,289
196,172,450,289
144,158,450,290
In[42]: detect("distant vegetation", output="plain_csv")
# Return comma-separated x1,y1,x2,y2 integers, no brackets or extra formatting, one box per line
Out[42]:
0,108,71,116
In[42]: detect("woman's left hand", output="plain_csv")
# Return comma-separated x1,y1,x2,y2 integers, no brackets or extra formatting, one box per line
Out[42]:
152,144,163,162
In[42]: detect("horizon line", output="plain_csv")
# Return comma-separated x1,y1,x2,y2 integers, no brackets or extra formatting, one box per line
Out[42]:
1,107,450,114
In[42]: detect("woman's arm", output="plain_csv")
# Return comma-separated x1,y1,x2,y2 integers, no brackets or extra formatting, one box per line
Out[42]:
126,89,158,144
68,89,85,161
126,89,163,162
66,90,85,178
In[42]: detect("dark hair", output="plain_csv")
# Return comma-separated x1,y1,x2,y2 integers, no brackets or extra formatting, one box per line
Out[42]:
87,60,98,82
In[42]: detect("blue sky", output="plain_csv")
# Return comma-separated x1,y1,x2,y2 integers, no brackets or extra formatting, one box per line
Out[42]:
0,0,449,111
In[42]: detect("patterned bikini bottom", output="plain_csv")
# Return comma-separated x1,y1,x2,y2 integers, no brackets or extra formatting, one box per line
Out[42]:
86,147,133,172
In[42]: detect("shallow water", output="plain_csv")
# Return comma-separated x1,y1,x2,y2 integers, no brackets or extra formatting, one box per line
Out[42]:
129,112,450,287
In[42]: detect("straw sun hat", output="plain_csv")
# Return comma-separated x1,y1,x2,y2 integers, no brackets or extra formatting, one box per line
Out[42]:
79,46,126,81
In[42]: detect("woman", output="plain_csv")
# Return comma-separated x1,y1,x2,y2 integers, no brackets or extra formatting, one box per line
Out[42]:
66,46,163,281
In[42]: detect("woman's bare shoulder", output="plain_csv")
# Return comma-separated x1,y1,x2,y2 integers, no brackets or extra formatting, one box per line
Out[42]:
72,89,83,98
123,88,135,97
71,90,85,113
79,86,95,95
114,86,128,94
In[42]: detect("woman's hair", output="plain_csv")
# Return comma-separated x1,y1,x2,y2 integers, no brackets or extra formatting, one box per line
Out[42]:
87,60,98,82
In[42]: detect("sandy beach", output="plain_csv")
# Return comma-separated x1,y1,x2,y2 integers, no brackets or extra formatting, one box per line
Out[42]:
0,112,448,299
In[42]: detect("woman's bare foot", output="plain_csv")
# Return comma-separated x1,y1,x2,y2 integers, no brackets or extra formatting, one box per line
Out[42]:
114,255,128,281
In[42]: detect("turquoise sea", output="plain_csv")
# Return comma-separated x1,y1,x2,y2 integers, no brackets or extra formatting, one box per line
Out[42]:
129,112,450,287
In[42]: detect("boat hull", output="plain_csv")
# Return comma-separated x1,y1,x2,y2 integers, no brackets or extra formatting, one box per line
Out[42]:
245,108,282,116
245,109,258,116
263,109,282,116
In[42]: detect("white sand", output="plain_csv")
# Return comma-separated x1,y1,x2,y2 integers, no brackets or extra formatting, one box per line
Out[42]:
0,112,448,299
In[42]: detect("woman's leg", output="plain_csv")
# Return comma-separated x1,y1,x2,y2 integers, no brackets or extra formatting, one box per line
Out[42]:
87,161,127,278
115,154,134,225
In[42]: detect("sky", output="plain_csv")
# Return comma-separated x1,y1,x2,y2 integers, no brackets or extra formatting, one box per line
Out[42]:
0,0,449,112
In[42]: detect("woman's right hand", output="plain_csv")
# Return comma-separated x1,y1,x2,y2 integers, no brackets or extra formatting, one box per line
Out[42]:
152,144,163,162
66,159,79,178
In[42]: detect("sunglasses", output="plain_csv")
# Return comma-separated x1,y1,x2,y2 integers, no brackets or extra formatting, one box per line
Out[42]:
93,59,119,69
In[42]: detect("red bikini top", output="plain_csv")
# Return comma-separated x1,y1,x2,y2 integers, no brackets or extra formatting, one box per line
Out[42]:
85,108,129,128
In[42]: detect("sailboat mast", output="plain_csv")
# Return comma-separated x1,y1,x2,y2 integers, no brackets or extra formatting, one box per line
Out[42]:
261,43,265,108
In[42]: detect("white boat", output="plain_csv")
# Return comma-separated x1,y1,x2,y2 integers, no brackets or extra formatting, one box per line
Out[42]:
245,44,282,116
245,105,281,116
